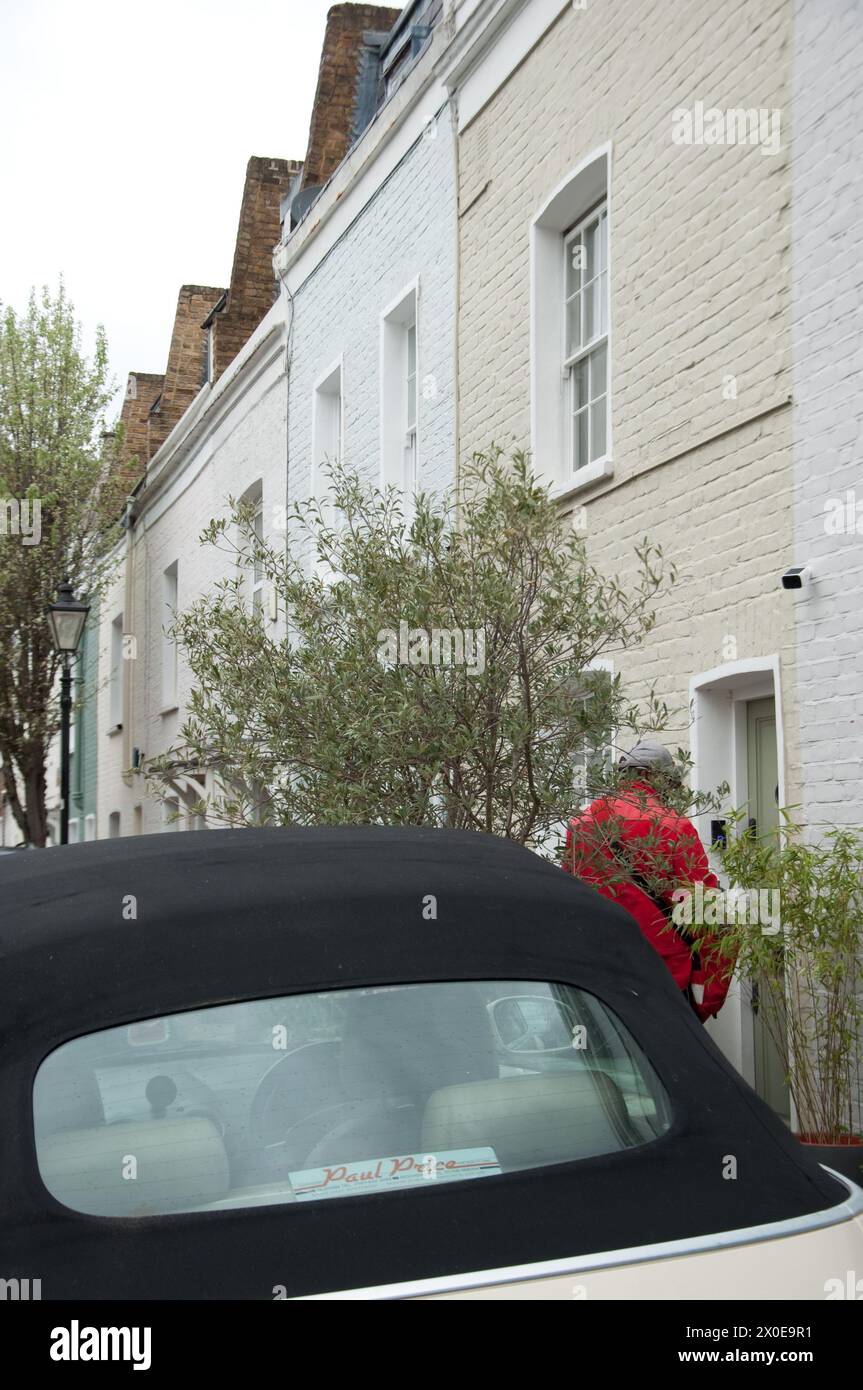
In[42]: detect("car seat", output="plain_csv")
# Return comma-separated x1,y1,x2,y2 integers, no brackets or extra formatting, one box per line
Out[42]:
293,984,500,1170
38,1115,231,1216
421,1069,641,1171
33,1060,230,1216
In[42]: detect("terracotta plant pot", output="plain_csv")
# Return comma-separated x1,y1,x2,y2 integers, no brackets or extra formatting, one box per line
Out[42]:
797,1133,863,1186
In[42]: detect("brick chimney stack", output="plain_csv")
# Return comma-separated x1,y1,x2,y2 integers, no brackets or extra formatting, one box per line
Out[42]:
300,4,401,193
113,4,403,471
147,284,226,456
118,371,165,481
210,156,302,382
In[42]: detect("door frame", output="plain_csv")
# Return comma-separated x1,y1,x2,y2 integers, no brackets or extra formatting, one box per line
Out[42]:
690,656,786,821
688,656,793,1123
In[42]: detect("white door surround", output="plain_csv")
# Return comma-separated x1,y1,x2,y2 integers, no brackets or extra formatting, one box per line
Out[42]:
690,656,785,825
689,655,785,1091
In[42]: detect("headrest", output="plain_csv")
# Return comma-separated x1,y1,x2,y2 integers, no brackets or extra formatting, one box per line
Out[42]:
33,1061,104,1137
340,984,499,1100
421,1071,632,1169
37,1117,230,1217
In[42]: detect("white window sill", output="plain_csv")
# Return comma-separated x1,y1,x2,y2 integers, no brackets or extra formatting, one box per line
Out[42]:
549,455,613,503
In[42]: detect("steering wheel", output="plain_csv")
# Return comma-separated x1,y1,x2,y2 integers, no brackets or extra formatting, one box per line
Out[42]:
249,1041,342,1153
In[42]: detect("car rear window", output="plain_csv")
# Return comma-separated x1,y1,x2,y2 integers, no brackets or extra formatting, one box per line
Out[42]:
33,981,671,1217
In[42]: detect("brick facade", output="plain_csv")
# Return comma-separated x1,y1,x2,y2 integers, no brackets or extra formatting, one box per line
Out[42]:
456,0,798,806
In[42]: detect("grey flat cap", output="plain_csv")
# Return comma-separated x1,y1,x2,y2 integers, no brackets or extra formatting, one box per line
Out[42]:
618,740,676,774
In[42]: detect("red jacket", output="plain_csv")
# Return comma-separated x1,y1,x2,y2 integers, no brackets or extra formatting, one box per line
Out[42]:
563,780,730,1022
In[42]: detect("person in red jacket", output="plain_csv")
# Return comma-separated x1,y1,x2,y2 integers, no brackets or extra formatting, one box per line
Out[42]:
563,740,732,1022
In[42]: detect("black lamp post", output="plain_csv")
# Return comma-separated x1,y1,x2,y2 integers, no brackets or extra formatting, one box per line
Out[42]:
47,580,90,846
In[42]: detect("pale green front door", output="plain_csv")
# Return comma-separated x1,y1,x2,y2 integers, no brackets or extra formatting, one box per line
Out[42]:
746,697,790,1122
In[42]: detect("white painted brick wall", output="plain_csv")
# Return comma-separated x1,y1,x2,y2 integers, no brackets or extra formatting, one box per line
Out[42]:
790,0,863,827
288,100,457,512
96,100,457,835
457,0,800,799
96,335,289,836
95,554,129,839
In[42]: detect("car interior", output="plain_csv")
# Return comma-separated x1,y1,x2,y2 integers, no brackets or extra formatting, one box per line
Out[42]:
33,982,671,1217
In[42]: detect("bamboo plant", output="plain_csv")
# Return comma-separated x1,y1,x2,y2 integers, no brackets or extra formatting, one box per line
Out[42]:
715,812,863,1144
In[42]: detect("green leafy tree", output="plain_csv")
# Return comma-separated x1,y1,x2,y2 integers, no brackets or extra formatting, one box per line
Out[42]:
0,284,124,845
150,449,690,851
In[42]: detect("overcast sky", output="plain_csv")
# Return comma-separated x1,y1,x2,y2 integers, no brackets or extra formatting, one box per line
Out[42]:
0,0,336,411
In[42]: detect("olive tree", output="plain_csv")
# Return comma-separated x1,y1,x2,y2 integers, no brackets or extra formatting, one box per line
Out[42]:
150,449,685,852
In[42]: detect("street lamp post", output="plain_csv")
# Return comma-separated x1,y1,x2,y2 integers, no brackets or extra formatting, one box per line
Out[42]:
47,580,90,846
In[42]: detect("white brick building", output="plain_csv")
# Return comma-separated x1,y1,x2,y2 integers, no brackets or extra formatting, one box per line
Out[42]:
441,0,803,1109
277,27,457,521
95,5,457,836
95,308,290,838
81,0,859,1123
789,0,863,1132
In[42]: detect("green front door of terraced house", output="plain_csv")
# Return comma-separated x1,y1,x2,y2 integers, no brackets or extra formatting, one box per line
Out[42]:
746,697,791,1124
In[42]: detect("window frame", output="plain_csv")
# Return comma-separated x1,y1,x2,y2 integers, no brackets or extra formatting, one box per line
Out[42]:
161,561,179,712
570,656,616,808
380,281,420,506
238,480,266,615
109,613,124,730
405,320,418,495
252,497,265,615
311,358,344,505
562,202,609,478
530,146,612,500
311,358,345,579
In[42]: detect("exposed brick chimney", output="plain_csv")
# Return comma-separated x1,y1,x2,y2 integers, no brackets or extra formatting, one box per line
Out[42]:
118,371,165,479
147,284,226,456
300,4,401,193
115,5,405,467
210,156,303,382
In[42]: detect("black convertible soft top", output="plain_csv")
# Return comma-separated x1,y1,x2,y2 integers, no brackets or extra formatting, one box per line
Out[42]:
0,826,845,1298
